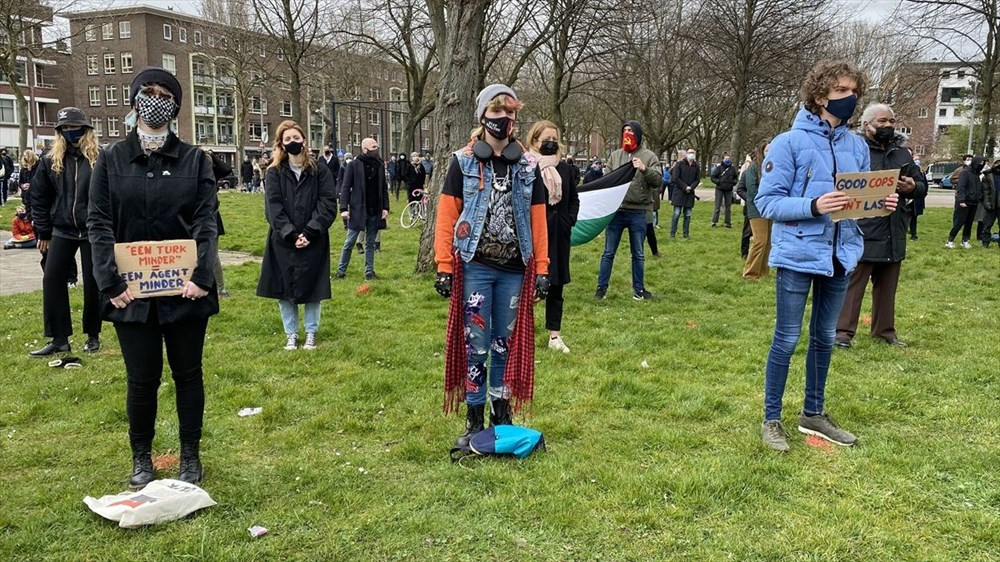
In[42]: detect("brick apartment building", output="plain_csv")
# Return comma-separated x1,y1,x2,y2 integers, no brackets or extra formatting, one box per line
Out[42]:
64,5,433,164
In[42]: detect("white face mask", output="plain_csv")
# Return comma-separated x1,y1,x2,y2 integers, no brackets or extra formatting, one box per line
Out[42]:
687,154,696,161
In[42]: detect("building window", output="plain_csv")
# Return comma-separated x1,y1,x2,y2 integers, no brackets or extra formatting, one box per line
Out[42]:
259,45,266,58
957,70,966,79
91,117,103,137
179,27,187,43
369,88,381,101
163,24,172,40
421,137,428,151
369,110,380,125
249,96,267,114
917,107,928,118
421,119,429,131
942,70,951,79
939,108,947,117
208,34,215,48
123,84,130,106
121,52,133,73
89,85,101,106
915,145,925,155
352,133,361,147
0,99,15,124
104,53,116,74
108,117,120,137
194,30,202,45
280,100,292,117
897,126,911,135
351,86,360,100
277,48,284,61
119,20,131,39
87,54,99,75
1,60,28,85
85,24,97,42
106,85,118,105
162,53,176,74
102,22,114,40
248,121,264,141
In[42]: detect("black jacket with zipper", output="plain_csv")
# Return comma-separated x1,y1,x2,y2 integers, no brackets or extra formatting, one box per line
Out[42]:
857,134,927,263
30,147,93,241
87,130,219,325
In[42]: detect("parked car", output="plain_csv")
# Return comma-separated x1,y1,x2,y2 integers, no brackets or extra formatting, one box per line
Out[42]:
217,171,238,190
927,161,961,188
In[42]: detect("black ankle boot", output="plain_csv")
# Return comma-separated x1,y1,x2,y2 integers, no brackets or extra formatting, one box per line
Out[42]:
490,399,512,426
129,444,155,489
179,441,203,485
455,404,485,448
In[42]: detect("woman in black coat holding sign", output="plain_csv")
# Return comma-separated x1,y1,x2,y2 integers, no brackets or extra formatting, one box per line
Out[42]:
89,68,219,489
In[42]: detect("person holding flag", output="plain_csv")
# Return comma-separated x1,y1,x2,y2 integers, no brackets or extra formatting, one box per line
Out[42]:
433,84,549,448
595,121,661,301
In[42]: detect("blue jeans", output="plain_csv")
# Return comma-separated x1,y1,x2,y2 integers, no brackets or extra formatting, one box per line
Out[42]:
278,300,321,335
596,210,646,293
462,262,522,406
670,206,692,237
337,214,379,276
764,267,851,421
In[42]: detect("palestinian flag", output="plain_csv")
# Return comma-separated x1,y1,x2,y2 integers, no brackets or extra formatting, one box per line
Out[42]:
570,164,638,246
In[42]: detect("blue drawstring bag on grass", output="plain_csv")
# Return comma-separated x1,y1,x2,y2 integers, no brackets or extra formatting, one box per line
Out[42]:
450,425,546,462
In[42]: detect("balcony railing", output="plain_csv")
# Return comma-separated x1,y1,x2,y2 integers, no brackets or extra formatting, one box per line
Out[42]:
193,73,214,87
196,134,217,144
37,120,56,128
194,106,216,116
218,106,234,117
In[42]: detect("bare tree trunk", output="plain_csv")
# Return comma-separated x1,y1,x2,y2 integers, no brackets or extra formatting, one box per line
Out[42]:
416,0,490,273
14,84,29,151
979,2,998,153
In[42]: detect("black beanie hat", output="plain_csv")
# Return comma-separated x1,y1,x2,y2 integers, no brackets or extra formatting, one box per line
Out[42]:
130,67,183,116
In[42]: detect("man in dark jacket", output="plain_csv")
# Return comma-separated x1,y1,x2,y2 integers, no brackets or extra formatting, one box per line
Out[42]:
977,159,999,247
670,149,699,238
320,144,340,193
836,104,927,348
583,159,603,184
947,155,985,248
710,153,737,227
336,137,389,280
240,157,254,191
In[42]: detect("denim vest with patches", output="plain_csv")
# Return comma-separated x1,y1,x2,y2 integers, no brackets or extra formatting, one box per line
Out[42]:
452,148,537,265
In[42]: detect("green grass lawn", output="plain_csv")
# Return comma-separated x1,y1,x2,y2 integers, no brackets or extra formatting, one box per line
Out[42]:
1,192,998,561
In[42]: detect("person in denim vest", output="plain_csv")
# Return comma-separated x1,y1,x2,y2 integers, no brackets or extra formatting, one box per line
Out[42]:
433,84,550,448
755,60,899,452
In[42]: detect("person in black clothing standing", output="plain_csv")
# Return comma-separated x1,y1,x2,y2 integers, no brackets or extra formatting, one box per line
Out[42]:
29,107,102,357
670,150,699,238
320,144,340,192
89,67,218,488
0,148,13,206
835,104,927,349
979,159,1000,246
240,156,254,191
336,137,389,280
402,151,426,207
710,153,737,227
946,156,985,249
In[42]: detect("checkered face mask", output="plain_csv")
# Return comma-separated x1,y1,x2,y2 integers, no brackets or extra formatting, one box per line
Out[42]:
135,91,176,129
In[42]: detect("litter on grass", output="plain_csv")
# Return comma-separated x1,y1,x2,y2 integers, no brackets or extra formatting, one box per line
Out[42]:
238,407,263,417
248,525,268,538
84,479,216,528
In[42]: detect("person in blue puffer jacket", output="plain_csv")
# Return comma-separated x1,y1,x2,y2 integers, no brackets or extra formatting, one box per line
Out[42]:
755,60,899,453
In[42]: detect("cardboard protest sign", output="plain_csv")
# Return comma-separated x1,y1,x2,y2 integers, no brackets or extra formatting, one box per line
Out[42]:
830,169,899,222
113,240,197,298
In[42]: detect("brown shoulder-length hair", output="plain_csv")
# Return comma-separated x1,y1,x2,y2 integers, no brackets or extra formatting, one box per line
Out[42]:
525,120,562,158
270,120,316,171
753,139,770,168
800,59,869,116
469,94,524,142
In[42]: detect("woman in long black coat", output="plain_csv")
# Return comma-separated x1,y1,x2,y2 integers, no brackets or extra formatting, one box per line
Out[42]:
527,120,580,354
256,120,337,351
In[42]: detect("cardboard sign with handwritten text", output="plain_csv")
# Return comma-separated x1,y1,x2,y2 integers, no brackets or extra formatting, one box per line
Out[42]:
830,169,899,222
113,240,197,298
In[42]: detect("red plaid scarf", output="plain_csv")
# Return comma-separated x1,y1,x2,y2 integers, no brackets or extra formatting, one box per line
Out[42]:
443,253,537,416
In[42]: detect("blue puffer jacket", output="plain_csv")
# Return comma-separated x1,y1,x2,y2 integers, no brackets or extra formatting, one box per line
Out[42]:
755,107,869,277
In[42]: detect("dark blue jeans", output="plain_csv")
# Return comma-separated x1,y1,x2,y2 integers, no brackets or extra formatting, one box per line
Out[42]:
462,262,522,406
764,267,851,421
597,210,646,293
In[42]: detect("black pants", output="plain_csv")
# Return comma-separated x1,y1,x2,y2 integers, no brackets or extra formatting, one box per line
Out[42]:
115,308,208,447
39,252,78,282
909,213,919,238
741,208,752,258
977,209,997,243
949,205,976,242
42,237,100,339
545,284,565,332
646,223,659,256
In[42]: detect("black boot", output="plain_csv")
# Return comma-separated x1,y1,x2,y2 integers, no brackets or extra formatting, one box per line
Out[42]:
455,404,485,448
179,440,204,485
129,443,155,489
490,399,512,426
83,336,101,353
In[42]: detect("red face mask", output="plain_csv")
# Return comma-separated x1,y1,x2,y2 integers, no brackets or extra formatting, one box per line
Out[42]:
622,131,637,152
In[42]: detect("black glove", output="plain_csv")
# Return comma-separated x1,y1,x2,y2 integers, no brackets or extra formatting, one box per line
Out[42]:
435,272,453,298
534,274,551,300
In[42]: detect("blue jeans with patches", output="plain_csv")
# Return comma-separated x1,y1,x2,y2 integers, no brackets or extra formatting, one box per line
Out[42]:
764,267,851,422
462,261,522,406
596,209,647,293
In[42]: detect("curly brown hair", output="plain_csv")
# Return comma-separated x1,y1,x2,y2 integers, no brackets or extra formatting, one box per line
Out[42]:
800,59,868,116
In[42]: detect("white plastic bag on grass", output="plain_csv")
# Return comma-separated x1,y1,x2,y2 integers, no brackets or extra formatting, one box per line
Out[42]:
84,479,216,528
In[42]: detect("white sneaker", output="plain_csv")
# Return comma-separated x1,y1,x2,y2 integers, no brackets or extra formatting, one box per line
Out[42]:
961,241,972,249
284,334,297,350
548,336,570,354
303,332,317,350
945,241,955,249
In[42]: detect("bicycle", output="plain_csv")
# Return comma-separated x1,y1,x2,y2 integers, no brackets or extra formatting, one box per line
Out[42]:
401,188,428,228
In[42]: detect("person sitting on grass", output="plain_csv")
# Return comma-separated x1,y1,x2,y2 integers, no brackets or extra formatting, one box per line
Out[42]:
4,205,36,249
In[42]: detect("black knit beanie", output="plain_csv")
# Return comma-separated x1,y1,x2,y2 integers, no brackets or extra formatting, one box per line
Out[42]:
130,67,183,116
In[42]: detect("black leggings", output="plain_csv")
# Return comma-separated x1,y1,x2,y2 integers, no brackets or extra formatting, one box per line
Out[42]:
115,309,208,447
545,284,565,332
949,205,976,242
646,223,659,256
42,237,100,339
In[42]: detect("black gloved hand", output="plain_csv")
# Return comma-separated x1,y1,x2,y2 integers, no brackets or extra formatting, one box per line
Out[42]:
534,274,551,300
435,272,453,298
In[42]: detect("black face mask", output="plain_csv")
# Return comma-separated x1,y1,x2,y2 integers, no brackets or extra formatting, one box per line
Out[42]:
484,116,512,140
16,213,27,219
539,140,559,156
873,126,895,143
324,150,331,156
284,141,304,156
366,149,380,160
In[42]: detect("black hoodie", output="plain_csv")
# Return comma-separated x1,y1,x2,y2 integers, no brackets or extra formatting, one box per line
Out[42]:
956,156,985,205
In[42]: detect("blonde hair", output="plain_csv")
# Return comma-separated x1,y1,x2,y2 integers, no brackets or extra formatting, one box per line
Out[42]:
49,130,99,175
470,94,524,141
270,120,316,172
526,120,561,158
20,149,38,170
